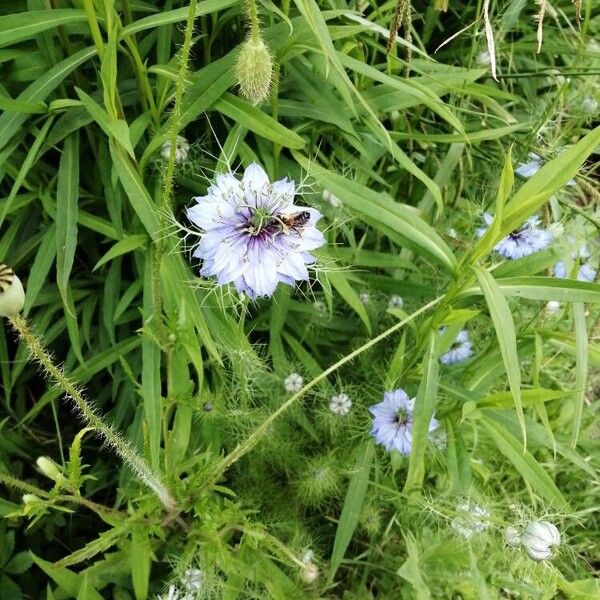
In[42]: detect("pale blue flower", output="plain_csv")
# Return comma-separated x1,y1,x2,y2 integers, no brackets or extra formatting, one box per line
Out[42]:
187,163,325,299
516,152,575,186
515,153,542,178
477,213,552,259
440,329,473,365
554,246,596,282
369,389,438,454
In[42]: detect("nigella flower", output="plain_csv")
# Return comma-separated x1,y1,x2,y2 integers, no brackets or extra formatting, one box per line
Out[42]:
161,135,190,164
388,294,404,309
369,389,438,454
284,372,303,393
186,163,325,299
440,330,473,365
476,213,552,259
329,393,352,416
554,246,597,282
359,292,370,304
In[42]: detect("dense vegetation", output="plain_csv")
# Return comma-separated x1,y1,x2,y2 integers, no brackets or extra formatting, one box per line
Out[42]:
0,0,598,598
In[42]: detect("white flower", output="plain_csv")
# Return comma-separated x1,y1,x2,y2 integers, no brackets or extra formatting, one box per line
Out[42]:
388,295,403,309
0,264,25,317
451,501,490,538
284,372,303,393
301,550,315,564
521,520,561,561
440,330,473,365
504,525,522,547
581,97,599,114
545,300,561,314
313,300,327,316
182,568,203,592
359,292,370,304
161,135,190,164
322,189,341,208
300,562,319,583
476,50,491,66
329,393,352,416
186,163,325,299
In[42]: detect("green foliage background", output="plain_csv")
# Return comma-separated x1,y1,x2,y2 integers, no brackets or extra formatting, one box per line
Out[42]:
0,0,599,598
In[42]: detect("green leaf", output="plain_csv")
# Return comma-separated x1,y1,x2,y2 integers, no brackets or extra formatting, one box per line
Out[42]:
404,330,439,494
327,271,371,333
480,413,568,508
501,127,600,236
30,554,104,600
0,10,87,48
473,266,526,446
214,94,305,149
56,132,79,304
93,235,148,271
571,303,587,448
130,529,151,600
294,154,457,272
0,47,96,154
328,442,374,583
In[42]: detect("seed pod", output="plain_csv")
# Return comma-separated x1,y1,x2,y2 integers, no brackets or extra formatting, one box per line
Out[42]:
235,36,273,104
0,264,25,317
521,520,560,561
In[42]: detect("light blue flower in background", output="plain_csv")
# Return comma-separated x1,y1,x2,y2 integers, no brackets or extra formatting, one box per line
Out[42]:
516,152,575,186
440,329,473,365
554,245,597,283
477,213,552,260
369,389,438,454
187,163,325,299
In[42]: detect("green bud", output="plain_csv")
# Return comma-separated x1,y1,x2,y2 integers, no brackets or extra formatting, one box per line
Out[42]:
22,494,42,505
235,36,273,104
36,456,66,483
0,264,25,317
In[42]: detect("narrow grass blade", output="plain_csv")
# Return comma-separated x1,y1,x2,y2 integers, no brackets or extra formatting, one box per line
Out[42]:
473,266,525,447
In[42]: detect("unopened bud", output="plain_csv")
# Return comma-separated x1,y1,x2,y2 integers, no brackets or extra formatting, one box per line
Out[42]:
0,264,25,317
235,36,273,104
300,562,319,583
36,456,65,483
22,494,42,505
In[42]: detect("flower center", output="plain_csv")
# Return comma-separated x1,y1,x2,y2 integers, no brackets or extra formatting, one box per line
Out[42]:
395,408,409,425
245,206,279,237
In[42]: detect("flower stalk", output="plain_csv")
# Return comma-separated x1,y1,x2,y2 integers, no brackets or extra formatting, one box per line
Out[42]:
8,313,177,513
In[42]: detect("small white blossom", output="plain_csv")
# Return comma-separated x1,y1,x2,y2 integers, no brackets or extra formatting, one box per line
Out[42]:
161,135,190,164
476,50,491,66
545,300,561,314
359,292,370,304
284,372,303,393
313,300,327,316
581,97,599,114
301,550,315,564
300,562,319,583
388,295,404,309
521,520,561,561
451,501,490,538
322,189,341,208
182,568,203,592
329,393,352,416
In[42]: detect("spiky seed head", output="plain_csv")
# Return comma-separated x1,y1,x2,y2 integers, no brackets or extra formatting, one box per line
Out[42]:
0,264,25,317
235,36,273,104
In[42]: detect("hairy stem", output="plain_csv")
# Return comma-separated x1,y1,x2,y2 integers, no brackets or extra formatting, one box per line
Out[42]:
8,314,177,513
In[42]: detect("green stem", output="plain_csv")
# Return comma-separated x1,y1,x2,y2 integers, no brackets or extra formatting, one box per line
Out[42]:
8,314,177,513
200,296,443,490
83,0,105,59
246,0,261,42
153,0,198,333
